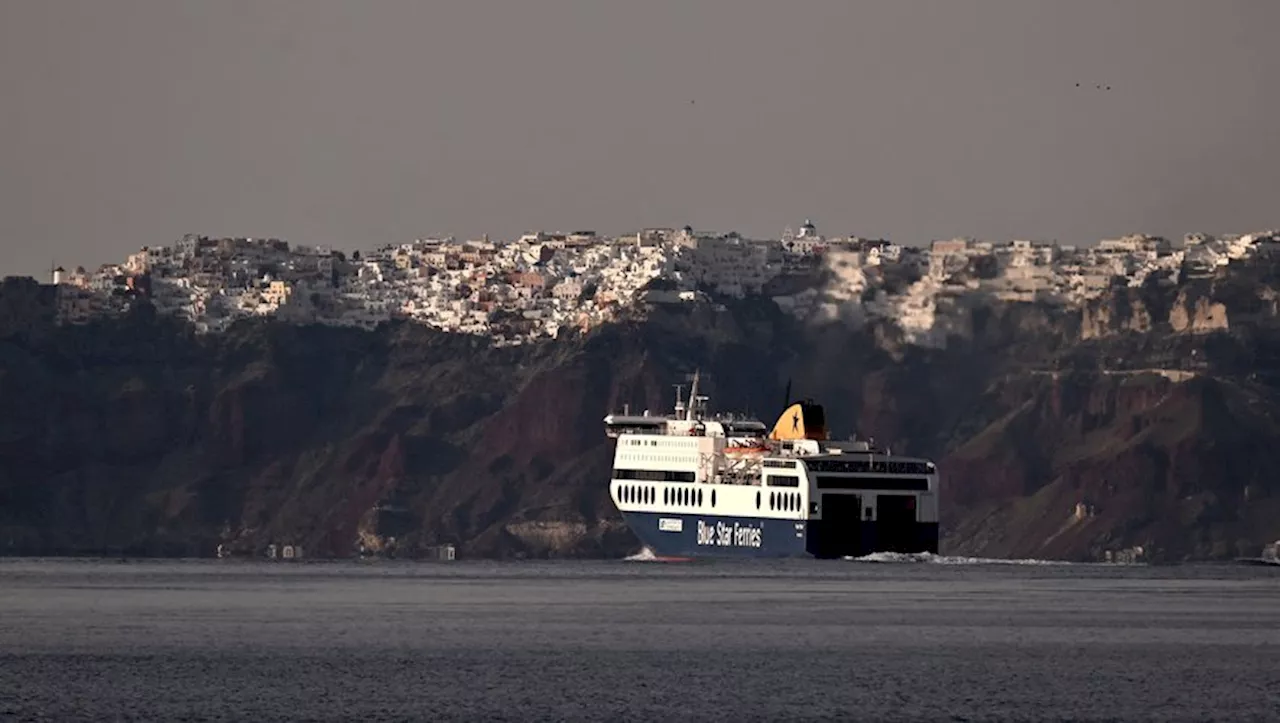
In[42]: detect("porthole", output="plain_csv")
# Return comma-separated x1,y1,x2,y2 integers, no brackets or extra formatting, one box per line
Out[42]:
664,488,669,506
769,492,775,510
756,491,761,509
697,489,703,507
711,490,717,508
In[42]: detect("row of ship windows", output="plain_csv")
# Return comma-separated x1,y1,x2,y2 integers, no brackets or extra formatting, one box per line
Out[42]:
618,485,716,508
807,459,934,475
619,455,693,465
624,439,697,449
614,469,697,483
615,484,804,515
766,490,803,513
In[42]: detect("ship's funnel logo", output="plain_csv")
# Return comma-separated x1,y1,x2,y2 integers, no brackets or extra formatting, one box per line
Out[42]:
770,401,828,441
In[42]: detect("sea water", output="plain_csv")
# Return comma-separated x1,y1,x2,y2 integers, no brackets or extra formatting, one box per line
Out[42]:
0,556,1277,721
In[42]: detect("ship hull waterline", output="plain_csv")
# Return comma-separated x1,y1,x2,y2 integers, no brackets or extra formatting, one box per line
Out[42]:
621,510,940,559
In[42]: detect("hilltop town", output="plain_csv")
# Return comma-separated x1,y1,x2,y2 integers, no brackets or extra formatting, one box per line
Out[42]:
43,221,1280,346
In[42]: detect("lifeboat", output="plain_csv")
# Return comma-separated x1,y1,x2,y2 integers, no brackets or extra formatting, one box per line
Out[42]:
724,439,769,456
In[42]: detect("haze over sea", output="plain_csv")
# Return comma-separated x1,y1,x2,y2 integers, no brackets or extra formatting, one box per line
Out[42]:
1,557,1277,722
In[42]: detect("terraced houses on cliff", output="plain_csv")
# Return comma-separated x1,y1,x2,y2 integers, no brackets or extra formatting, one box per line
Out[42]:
45,222,1280,346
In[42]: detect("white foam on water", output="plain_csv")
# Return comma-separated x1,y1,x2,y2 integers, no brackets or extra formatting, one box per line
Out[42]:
620,548,1096,565
624,547,659,562
846,551,1076,566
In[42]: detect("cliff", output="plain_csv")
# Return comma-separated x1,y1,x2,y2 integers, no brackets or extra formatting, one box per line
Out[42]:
2,258,1280,562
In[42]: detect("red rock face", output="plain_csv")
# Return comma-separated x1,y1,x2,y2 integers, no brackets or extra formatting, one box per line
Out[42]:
2,265,1280,561
939,372,1280,560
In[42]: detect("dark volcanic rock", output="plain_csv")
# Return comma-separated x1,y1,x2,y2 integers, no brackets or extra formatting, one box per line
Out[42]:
2,258,1280,562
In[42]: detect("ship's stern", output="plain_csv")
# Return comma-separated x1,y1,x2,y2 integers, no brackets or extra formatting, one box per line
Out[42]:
804,486,939,559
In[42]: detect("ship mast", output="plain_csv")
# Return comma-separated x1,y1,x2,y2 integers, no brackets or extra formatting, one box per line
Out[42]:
686,369,700,421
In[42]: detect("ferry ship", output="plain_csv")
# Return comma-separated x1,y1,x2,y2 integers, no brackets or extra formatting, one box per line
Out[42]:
606,372,939,559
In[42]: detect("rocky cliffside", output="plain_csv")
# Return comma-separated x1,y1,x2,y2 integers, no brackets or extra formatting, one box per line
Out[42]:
3,256,1280,561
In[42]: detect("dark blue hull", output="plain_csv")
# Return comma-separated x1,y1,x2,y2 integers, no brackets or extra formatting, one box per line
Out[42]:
621,510,940,559
622,511,808,558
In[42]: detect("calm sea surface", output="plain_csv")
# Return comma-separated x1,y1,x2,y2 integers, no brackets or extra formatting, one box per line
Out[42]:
0,557,1277,722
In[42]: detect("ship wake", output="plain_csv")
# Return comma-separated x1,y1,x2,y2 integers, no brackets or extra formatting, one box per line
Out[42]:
847,551,1075,565
624,547,659,561
624,546,695,562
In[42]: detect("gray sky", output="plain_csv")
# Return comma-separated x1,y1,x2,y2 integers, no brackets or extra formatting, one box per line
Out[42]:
3,1,1278,279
